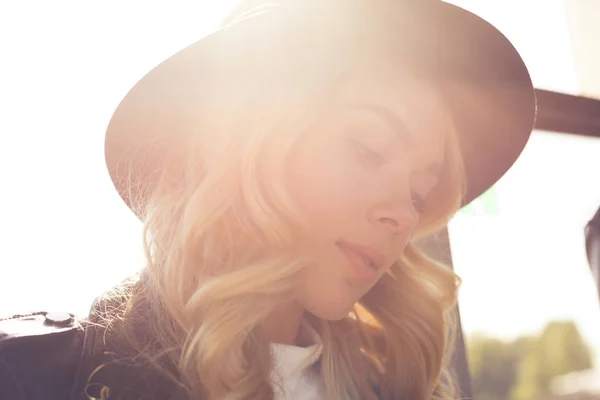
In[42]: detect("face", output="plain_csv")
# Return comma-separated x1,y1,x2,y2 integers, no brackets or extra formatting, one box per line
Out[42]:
285,58,451,320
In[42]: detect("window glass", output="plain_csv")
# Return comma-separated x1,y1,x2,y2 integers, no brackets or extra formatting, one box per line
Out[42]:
444,0,581,95
0,1,238,316
445,0,600,395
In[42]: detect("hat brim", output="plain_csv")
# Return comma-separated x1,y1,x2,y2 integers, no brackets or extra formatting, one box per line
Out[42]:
105,1,536,219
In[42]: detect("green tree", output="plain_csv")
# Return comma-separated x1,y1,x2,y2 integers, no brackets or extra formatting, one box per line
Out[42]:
467,321,593,400
512,321,593,400
468,334,522,400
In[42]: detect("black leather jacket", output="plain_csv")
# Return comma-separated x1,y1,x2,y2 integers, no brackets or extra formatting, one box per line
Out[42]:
0,312,87,400
0,307,185,400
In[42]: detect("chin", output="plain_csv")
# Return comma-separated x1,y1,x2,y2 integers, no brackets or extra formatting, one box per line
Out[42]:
306,296,358,321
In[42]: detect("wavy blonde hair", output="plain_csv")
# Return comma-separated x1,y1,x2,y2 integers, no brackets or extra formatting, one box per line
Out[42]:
97,4,467,400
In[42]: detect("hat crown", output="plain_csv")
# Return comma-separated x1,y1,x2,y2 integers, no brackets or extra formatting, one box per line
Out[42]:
104,0,536,217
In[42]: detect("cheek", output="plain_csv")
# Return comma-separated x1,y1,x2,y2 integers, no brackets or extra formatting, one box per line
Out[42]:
286,136,364,227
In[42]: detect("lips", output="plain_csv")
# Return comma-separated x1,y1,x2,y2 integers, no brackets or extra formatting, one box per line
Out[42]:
336,240,385,271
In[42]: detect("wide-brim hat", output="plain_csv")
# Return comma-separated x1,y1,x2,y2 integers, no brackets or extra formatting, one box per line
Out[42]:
105,0,537,219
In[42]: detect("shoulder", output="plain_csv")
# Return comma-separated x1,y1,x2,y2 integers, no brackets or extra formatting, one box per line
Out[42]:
0,311,84,400
587,207,600,271
587,208,600,249
82,289,188,400
0,306,179,400
588,207,600,231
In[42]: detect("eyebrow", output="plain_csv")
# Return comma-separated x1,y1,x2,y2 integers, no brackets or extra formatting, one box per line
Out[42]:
350,103,414,146
348,103,444,177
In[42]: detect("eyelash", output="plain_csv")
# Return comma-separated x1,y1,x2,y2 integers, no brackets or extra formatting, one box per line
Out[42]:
351,140,385,167
412,195,427,214
351,139,427,214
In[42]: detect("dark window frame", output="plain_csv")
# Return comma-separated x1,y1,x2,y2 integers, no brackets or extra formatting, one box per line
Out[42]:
535,89,600,138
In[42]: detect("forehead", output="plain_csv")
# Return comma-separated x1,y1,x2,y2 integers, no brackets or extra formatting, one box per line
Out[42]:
334,58,451,154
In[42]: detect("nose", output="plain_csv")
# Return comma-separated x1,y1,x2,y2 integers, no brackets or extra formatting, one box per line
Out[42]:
367,176,419,235
368,202,419,235
366,170,420,235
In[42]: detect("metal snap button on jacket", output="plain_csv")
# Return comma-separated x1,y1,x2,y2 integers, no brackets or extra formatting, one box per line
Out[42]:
44,312,74,327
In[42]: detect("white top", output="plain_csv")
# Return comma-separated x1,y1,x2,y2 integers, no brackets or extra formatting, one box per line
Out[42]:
270,321,325,400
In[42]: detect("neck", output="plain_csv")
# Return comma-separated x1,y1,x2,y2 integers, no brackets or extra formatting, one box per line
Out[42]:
261,301,306,345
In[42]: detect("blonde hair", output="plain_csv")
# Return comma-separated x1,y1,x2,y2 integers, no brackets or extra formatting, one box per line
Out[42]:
96,5,467,400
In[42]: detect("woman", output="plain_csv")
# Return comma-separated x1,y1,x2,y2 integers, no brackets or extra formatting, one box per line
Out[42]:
0,0,536,399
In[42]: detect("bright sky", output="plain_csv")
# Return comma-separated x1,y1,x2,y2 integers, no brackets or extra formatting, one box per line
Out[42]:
2,0,600,370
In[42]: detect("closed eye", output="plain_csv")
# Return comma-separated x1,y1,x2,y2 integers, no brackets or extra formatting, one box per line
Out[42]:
351,139,386,167
411,193,426,214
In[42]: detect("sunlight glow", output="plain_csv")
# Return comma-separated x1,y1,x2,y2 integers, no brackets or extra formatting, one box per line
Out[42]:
1,0,599,374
